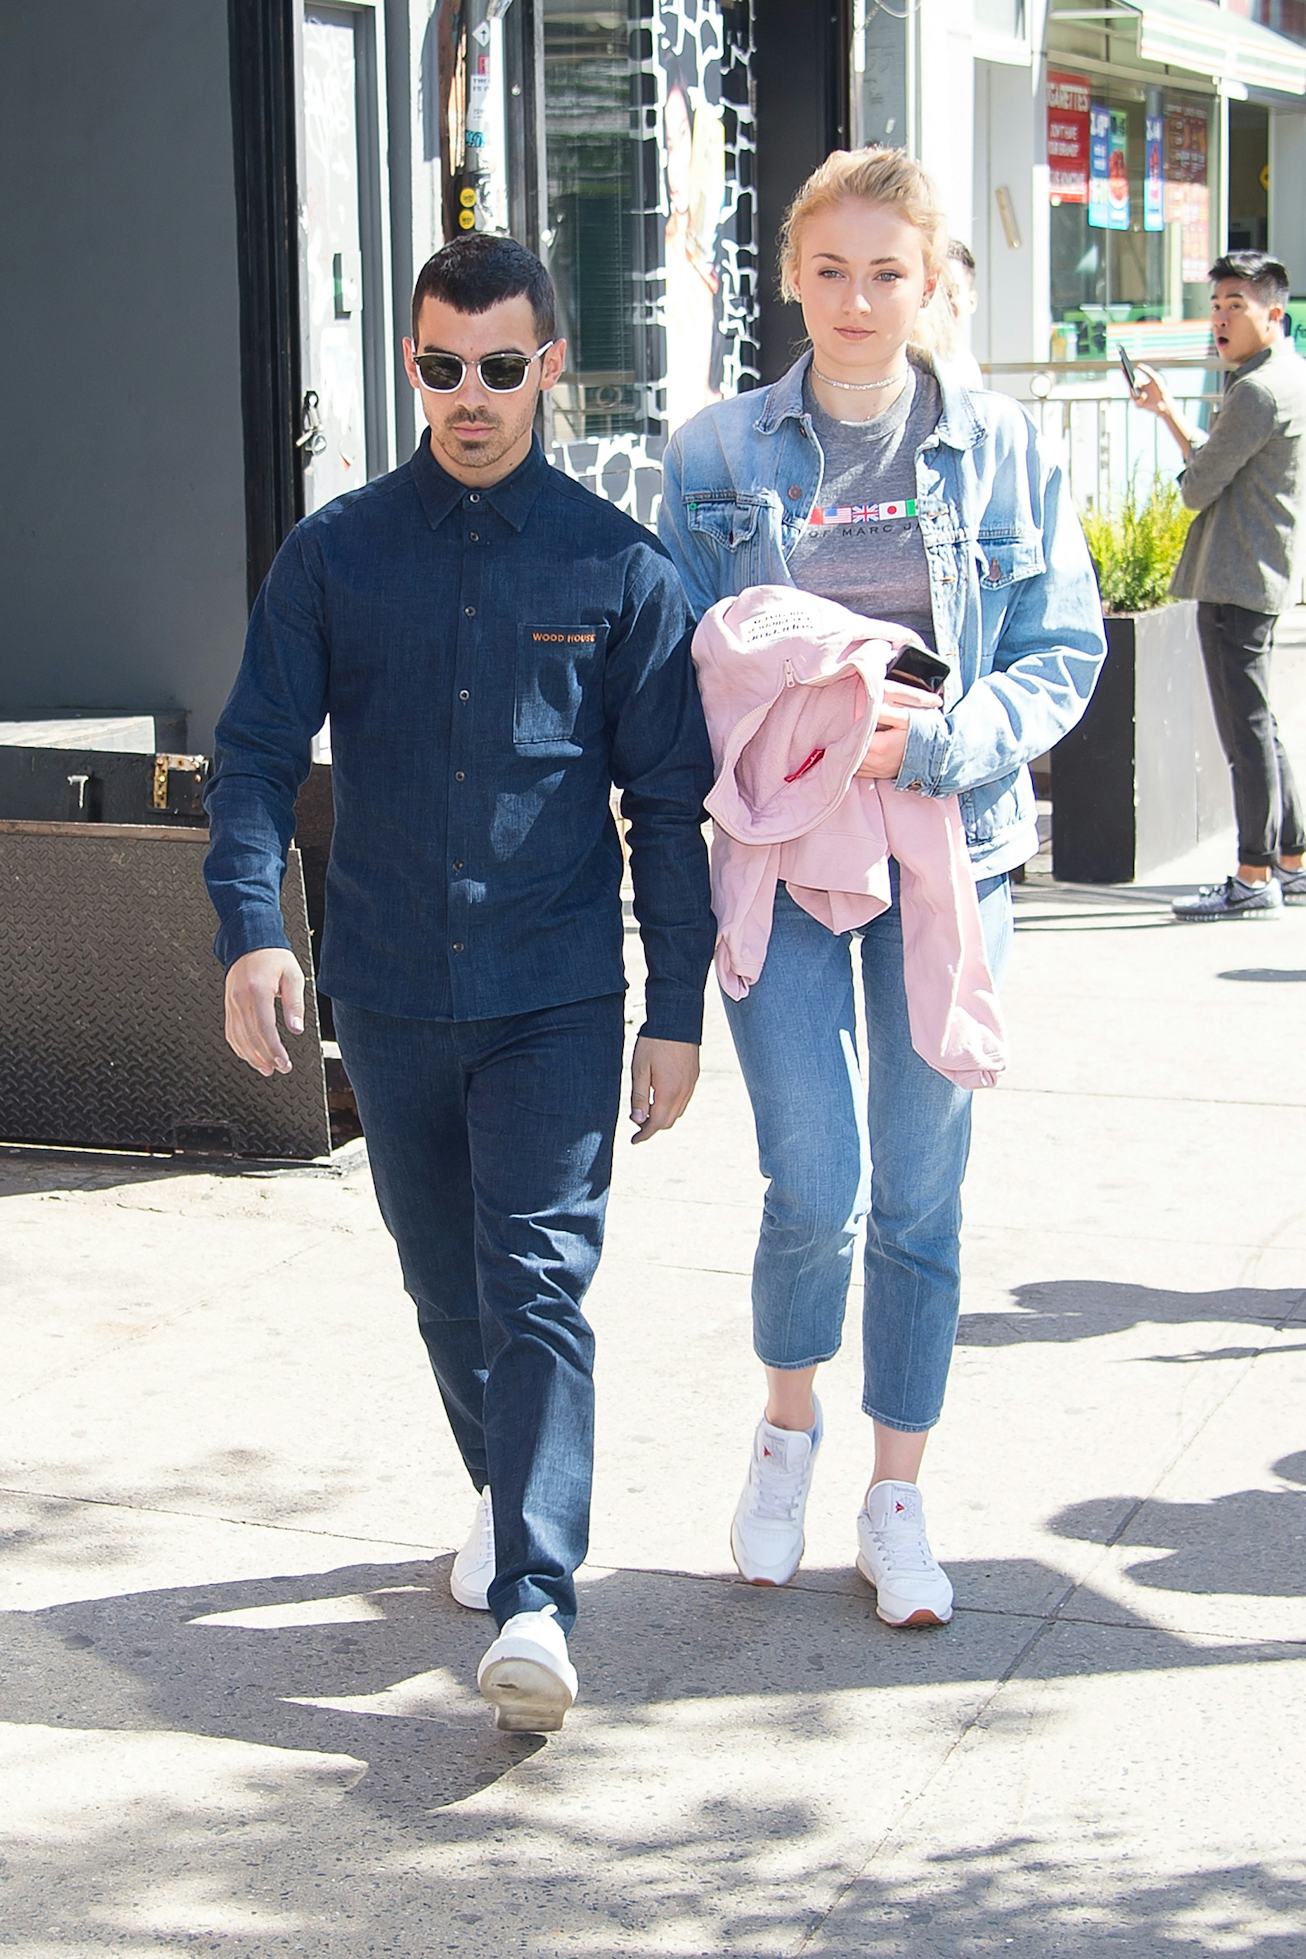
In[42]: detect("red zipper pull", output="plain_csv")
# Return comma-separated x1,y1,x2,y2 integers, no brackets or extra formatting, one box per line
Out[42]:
784,747,827,784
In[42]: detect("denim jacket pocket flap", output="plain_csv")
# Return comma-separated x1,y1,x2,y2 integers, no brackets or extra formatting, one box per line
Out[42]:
685,493,765,551
976,533,1045,589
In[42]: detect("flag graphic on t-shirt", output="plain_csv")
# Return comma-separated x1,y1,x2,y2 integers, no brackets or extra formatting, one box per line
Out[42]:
807,498,917,527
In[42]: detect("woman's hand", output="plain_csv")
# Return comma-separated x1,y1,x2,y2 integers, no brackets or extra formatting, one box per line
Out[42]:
854,702,913,779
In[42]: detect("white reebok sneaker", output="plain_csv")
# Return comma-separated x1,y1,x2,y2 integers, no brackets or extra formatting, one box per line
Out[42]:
477,1604,578,1733
450,1486,495,1612
730,1399,823,1586
855,1479,954,1627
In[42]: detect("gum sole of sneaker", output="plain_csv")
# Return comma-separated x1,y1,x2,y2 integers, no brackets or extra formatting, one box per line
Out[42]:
875,1604,952,1628
730,1529,802,1588
479,1658,574,1733
856,1554,952,1628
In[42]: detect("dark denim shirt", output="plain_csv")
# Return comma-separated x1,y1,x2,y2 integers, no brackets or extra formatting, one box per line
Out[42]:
203,435,715,1042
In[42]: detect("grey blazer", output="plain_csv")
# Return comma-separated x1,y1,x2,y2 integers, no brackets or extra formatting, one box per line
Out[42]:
1171,339,1306,614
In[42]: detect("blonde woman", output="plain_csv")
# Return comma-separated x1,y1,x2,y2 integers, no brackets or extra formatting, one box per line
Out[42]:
659,149,1104,1625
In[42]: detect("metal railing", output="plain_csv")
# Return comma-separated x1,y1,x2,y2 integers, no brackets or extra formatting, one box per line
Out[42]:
981,358,1222,513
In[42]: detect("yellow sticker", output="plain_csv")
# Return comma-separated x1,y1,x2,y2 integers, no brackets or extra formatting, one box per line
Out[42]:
459,187,477,208
458,210,475,230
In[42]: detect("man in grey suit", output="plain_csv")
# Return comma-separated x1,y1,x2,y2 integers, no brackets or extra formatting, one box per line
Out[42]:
1133,251,1306,920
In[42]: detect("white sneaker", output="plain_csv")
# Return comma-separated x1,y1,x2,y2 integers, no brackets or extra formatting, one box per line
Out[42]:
856,1480,953,1627
730,1400,823,1586
450,1487,495,1612
477,1605,578,1733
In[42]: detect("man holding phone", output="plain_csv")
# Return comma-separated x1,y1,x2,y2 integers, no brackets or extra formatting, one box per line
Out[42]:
1128,251,1306,919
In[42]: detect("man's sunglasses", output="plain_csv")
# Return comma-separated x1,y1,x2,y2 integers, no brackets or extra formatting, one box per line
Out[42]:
409,340,556,394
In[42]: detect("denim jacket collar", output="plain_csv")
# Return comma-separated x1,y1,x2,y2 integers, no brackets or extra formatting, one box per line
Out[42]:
751,348,987,453
411,432,549,532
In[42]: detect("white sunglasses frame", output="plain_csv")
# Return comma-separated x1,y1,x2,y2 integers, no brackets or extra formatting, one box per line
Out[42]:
407,339,557,394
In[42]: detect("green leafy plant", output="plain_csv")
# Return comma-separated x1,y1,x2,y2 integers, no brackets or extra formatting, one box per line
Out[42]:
1081,479,1194,613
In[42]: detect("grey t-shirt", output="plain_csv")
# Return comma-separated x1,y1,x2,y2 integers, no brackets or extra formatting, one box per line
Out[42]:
788,360,941,649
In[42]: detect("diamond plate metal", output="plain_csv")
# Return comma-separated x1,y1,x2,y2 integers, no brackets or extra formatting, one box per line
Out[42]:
0,822,331,1160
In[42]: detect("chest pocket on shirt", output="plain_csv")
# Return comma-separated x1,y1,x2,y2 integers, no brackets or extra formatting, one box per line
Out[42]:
685,493,766,550
976,531,1045,588
515,622,608,745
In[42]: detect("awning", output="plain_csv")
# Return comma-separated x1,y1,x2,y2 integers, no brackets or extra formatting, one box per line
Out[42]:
1052,0,1306,96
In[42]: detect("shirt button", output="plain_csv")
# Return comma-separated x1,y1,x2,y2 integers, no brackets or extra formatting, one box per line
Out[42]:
469,530,480,541
454,770,465,782
452,859,464,871
787,483,803,500
458,689,469,701
464,605,476,617
468,492,480,503
452,941,465,953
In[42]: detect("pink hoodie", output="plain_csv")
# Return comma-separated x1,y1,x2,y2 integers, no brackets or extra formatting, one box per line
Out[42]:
692,586,1006,1090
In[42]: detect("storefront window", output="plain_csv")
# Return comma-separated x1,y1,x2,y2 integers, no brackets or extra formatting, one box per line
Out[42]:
542,1,654,442
1048,72,1215,360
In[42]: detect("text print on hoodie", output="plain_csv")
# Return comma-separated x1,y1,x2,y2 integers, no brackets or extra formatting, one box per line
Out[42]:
692,585,1007,1090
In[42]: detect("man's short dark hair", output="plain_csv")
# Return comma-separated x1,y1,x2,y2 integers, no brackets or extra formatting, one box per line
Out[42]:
1208,250,1289,310
947,239,976,278
411,234,557,344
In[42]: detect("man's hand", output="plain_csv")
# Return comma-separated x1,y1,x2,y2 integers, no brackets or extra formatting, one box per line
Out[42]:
1130,363,1172,419
1129,363,1198,459
224,949,306,1077
629,1035,700,1144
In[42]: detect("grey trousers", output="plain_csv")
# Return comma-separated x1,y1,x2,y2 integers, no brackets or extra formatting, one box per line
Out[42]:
1198,601,1306,867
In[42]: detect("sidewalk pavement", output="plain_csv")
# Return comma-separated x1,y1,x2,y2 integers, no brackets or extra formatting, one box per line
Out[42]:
4,636,1306,1956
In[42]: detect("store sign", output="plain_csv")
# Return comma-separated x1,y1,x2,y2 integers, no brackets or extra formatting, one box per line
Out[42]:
1047,69,1090,206
1108,111,1130,229
1089,104,1129,230
1165,109,1211,283
1144,114,1164,232
1088,102,1111,229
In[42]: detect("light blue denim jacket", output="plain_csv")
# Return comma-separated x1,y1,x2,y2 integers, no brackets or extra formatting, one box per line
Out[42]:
659,351,1107,873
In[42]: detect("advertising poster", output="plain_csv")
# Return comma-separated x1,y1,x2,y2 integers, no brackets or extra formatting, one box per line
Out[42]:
1165,109,1211,283
1107,110,1130,230
1047,69,1091,206
1088,102,1111,229
1144,114,1164,231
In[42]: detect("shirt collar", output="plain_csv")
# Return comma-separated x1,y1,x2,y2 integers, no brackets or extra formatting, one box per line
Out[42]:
410,431,549,531
1230,341,1281,386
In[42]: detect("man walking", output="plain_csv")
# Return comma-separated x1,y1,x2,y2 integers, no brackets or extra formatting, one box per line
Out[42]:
1132,251,1306,920
204,235,714,1732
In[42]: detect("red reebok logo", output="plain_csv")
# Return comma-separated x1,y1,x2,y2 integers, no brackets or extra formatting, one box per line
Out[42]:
895,1500,906,1514
762,1446,773,1459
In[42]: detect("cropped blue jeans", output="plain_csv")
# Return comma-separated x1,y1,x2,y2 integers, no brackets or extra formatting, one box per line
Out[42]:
723,871,1013,1432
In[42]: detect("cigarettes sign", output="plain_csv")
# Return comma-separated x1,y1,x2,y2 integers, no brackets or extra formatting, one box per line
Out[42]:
1047,69,1090,206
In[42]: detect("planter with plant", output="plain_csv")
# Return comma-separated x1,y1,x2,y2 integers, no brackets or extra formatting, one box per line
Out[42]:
1051,479,1230,883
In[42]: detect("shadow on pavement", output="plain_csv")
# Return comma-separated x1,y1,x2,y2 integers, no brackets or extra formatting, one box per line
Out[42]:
1217,966,1306,983
4,1537,1306,1953
957,1278,1306,1349
1048,1451,1306,1602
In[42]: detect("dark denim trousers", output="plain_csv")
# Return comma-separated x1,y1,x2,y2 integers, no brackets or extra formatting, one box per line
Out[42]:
1198,602,1306,867
333,993,625,1635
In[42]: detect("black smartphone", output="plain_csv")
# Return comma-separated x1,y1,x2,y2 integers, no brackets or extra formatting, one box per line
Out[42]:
888,643,951,693
1119,345,1140,393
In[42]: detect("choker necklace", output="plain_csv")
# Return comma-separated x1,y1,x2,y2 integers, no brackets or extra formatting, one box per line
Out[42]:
812,366,906,392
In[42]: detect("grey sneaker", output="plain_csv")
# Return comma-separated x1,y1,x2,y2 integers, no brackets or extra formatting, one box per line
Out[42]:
1172,875,1283,922
1274,865,1306,904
